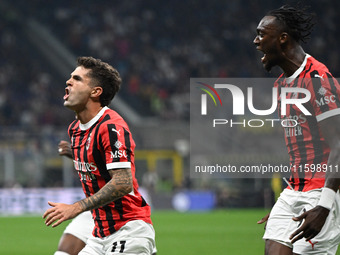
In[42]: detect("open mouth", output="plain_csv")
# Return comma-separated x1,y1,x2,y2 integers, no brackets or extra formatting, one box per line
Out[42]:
256,47,267,63
63,87,70,100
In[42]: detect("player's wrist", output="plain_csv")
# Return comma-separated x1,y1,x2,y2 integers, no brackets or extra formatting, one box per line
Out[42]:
74,201,86,214
317,187,336,210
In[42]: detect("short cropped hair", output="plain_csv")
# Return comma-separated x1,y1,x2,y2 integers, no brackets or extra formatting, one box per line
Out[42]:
77,56,122,106
267,5,315,43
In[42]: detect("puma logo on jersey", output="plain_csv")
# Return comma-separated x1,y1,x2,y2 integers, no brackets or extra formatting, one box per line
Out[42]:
314,74,324,81
308,240,318,250
112,128,121,135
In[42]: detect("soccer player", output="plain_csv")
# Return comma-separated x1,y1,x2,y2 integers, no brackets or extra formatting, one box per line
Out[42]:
254,5,340,255
43,56,156,255
55,141,157,255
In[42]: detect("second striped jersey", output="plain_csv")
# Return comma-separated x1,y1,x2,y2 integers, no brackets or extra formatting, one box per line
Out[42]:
275,54,340,191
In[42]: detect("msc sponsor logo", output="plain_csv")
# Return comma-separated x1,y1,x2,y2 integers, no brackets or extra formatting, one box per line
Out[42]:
315,95,336,106
315,86,335,106
110,150,127,159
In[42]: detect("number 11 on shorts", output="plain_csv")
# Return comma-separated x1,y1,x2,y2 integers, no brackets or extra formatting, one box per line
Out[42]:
112,240,126,253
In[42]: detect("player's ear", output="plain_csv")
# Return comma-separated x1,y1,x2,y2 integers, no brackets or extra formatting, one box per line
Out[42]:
91,86,103,98
279,32,289,44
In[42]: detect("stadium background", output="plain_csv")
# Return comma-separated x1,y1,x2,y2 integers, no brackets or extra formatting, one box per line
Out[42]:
0,0,339,254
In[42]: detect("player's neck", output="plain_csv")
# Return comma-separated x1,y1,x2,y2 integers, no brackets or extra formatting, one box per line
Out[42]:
76,105,104,124
280,46,306,77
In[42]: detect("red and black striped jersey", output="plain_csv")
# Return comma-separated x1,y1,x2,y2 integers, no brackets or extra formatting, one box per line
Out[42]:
275,55,340,191
68,106,152,237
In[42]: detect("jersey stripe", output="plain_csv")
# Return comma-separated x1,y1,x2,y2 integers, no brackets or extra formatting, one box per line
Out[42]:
123,128,132,162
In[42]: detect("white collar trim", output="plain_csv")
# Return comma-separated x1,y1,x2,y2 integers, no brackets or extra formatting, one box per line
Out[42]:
285,54,310,84
79,106,108,130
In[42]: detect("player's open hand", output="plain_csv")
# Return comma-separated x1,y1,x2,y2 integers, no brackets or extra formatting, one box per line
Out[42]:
289,206,330,243
58,140,73,159
43,201,82,228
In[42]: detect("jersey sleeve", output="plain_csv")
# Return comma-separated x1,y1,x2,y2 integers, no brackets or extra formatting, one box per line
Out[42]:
99,123,135,170
307,72,340,122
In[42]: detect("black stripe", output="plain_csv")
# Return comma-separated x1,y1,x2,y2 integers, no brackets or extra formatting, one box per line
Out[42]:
96,211,106,238
68,120,78,137
114,198,124,220
123,128,132,162
326,73,340,108
107,220,117,235
93,118,111,182
141,196,147,207
108,124,120,163
303,61,313,77
94,224,98,237
310,70,331,113
106,124,125,220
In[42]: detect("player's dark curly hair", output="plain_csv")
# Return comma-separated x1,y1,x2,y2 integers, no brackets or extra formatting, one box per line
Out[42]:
267,5,315,43
77,56,122,106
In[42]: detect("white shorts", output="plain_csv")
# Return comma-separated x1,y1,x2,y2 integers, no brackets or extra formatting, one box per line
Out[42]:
79,220,156,255
63,211,94,243
264,188,340,255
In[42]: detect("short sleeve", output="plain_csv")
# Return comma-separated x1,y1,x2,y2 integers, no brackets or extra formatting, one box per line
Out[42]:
307,72,340,122
99,123,134,170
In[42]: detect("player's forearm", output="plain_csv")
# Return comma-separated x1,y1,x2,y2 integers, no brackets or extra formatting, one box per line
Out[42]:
76,169,133,212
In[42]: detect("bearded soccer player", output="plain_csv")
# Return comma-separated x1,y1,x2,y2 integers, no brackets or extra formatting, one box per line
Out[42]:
254,5,340,255
43,57,156,255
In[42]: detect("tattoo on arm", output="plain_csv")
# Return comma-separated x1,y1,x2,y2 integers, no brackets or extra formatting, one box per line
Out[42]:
77,168,132,211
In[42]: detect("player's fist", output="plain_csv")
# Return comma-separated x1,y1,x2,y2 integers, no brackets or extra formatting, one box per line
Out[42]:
58,140,73,159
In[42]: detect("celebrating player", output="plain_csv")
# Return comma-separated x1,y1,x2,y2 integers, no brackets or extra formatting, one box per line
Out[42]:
254,5,340,255
43,56,156,255
55,141,156,255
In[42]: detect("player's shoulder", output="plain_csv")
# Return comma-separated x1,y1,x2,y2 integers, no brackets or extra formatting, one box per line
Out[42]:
304,55,332,77
68,119,80,131
98,108,130,132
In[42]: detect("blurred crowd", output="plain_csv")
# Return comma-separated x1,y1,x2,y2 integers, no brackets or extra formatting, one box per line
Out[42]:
0,0,339,127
